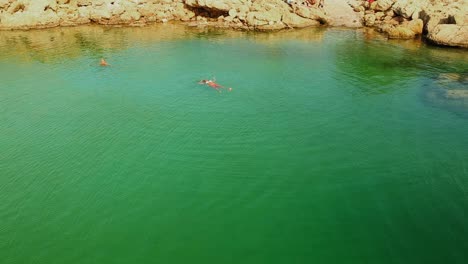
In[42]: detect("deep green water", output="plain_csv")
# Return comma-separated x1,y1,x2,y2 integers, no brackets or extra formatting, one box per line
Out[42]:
1,25,468,264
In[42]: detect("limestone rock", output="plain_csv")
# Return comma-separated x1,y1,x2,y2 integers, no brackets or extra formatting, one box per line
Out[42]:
185,0,244,12
250,0,290,13
387,26,416,39
323,0,363,27
282,12,319,28
392,0,425,19
246,12,267,26
375,12,385,20
427,24,468,48
453,12,468,26
374,0,395,12
407,18,423,34
364,14,376,27
257,21,286,31
294,5,328,24
228,8,237,18
120,10,141,22
0,0,60,29
246,10,284,27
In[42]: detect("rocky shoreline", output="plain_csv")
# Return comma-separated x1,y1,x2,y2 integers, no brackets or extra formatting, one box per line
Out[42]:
0,0,466,48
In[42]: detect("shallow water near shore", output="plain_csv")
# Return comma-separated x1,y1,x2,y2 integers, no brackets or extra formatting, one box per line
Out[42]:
1,24,468,264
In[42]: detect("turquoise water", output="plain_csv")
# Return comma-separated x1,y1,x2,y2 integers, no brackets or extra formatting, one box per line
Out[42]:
1,25,468,264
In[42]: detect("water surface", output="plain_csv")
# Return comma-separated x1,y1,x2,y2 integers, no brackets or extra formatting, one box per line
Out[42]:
1,25,468,264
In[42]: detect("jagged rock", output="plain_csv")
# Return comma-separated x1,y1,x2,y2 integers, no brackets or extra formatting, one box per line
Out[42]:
427,24,468,48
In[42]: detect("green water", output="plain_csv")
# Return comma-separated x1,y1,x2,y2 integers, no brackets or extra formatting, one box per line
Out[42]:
1,25,468,264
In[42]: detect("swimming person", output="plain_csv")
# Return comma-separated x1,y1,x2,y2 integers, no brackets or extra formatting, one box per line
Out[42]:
100,58,109,66
198,79,232,92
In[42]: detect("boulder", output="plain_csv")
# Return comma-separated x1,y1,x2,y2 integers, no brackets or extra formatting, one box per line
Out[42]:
407,18,423,34
245,12,269,26
374,0,395,12
427,24,468,48
282,12,319,28
453,12,468,26
375,12,384,20
294,5,328,24
120,10,141,22
364,14,376,27
90,6,112,21
386,26,416,39
245,9,282,27
392,0,425,19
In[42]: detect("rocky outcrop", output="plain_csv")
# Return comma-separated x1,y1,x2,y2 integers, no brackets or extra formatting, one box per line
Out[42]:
0,0,197,29
0,0,465,48
185,0,327,30
323,0,362,27
0,0,329,31
428,24,468,48
351,0,467,48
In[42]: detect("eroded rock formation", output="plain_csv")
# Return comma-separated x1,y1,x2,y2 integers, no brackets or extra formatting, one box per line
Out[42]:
353,0,467,47
0,0,329,30
0,0,466,48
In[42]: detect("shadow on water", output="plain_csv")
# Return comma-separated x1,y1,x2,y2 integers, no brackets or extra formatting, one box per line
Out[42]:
333,30,468,104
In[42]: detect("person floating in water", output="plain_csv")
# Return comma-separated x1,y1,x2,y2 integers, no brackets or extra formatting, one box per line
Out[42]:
100,58,109,66
199,79,232,92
